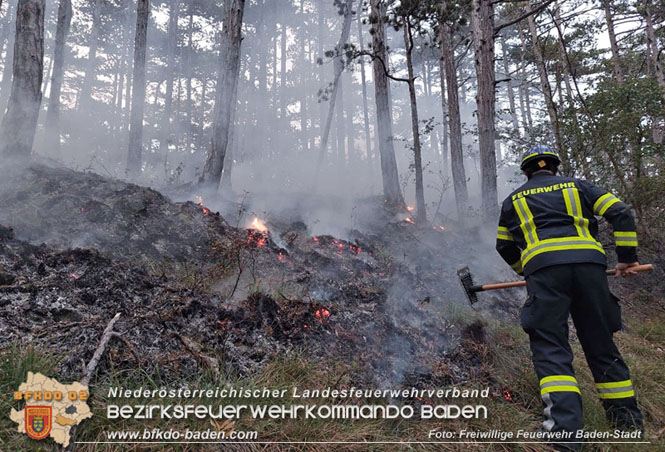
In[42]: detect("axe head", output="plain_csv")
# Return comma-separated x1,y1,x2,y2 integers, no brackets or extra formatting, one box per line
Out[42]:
457,266,479,305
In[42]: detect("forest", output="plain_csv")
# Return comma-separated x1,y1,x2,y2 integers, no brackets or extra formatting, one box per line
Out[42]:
0,0,661,226
1,0,665,450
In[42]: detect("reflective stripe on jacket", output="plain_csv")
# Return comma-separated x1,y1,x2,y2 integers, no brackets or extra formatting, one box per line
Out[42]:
496,172,638,277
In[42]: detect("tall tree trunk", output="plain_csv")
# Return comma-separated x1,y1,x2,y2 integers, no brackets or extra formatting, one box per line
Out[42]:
500,35,520,133
0,0,16,112
199,0,245,189
316,0,353,168
470,0,498,220
404,21,426,223
437,51,449,170
160,0,178,159
0,0,45,157
439,21,468,220
43,0,71,153
517,22,533,129
336,75,345,164
602,0,623,84
280,20,287,120
126,0,150,175
185,4,193,153
527,3,563,161
642,0,665,143
345,72,354,165
357,15,373,168
78,0,102,111
369,0,403,205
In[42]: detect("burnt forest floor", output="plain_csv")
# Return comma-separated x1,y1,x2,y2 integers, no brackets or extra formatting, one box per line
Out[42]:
1,163,664,451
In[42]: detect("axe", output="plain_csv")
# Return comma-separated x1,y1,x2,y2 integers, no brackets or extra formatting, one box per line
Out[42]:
457,264,654,305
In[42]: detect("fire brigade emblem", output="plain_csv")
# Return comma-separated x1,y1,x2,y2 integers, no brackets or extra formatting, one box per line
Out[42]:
25,406,52,440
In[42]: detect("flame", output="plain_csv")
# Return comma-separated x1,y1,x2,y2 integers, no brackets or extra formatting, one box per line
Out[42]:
250,217,268,233
195,195,210,215
406,205,415,212
404,217,415,224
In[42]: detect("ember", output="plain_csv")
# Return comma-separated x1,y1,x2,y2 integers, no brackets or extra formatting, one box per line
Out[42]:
69,273,79,280
314,308,331,323
247,231,267,248
503,389,513,402
406,206,415,212
404,218,415,224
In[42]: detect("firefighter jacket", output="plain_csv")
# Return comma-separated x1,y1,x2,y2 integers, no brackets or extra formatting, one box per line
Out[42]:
496,172,638,277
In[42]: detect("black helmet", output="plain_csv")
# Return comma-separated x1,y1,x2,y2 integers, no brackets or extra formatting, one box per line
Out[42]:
520,145,561,171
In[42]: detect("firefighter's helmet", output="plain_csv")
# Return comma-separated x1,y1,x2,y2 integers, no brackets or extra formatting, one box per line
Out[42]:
520,145,561,171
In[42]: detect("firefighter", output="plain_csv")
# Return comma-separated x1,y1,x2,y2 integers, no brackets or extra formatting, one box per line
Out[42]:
496,145,643,451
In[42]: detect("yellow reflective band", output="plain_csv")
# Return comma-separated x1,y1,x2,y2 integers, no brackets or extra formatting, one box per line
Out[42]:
497,233,514,241
593,193,621,216
541,386,581,395
563,187,589,238
521,151,560,164
522,237,605,266
510,260,522,270
615,240,638,247
614,231,637,238
598,390,635,399
541,375,578,385
513,197,538,246
596,380,632,389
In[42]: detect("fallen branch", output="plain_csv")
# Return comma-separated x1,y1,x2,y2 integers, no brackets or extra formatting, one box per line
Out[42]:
62,312,121,452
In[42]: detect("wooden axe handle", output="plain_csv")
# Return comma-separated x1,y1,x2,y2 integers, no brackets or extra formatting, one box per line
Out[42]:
480,264,653,292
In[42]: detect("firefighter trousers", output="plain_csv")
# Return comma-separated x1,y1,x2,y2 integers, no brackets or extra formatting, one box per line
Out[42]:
521,263,643,446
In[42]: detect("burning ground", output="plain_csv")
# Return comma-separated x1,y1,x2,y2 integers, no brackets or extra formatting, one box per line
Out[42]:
2,163,665,451
0,163,518,384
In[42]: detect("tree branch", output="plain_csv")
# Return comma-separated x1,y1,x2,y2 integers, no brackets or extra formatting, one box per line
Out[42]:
494,0,558,33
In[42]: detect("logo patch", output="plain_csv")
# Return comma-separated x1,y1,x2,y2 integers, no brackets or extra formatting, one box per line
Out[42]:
25,406,52,440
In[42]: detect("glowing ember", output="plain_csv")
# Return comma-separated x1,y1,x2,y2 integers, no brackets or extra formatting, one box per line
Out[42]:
250,217,268,233
195,195,210,215
406,205,415,212
69,273,79,280
247,231,267,247
503,389,513,402
314,308,331,323
404,217,415,224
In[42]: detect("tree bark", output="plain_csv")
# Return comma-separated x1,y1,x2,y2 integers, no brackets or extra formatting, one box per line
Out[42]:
470,0,498,220
0,0,44,157
527,2,562,158
439,21,468,220
199,0,245,189
126,0,150,175
43,0,72,154
602,0,623,84
369,0,403,205
404,21,426,223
